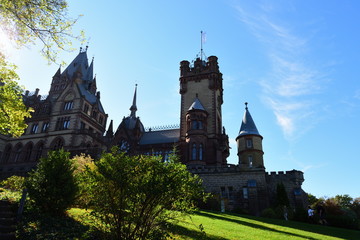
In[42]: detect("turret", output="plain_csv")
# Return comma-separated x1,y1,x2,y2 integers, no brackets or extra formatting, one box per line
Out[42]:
236,103,264,169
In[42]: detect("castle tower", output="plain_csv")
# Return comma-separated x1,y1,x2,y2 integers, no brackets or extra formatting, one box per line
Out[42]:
236,103,264,169
179,56,229,165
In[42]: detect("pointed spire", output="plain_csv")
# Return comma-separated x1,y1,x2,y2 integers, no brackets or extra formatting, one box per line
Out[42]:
53,67,61,77
130,84,138,118
106,120,114,137
237,102,261,138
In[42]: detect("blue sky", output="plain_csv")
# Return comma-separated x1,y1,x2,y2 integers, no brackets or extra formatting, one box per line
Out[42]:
2,0,359,198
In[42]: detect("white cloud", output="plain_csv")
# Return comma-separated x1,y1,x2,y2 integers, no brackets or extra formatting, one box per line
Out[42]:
235,3,324,140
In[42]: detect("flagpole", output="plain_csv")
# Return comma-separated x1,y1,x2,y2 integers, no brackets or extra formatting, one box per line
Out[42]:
200,31,203,61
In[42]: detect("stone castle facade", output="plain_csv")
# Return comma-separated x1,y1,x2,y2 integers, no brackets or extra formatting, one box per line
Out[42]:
0,49,308,215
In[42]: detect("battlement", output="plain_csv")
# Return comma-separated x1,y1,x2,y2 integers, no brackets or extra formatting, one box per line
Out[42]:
266,169,304,183
187,164,266,174
180,56,219,77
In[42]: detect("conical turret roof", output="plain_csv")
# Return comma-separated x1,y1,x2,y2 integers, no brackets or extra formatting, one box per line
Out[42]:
237,103,261,138
188,97,205,111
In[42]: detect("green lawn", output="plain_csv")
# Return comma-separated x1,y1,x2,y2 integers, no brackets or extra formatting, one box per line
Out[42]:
18,208,360,239
168,211,360,240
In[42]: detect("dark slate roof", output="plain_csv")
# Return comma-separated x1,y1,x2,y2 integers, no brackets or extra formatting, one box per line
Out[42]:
188,97,205,111
139,129,180,145
119,116,145,132
62,49,105,114
237,104,261,138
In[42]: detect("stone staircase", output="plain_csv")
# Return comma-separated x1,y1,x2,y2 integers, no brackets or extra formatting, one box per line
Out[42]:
0,200,17,240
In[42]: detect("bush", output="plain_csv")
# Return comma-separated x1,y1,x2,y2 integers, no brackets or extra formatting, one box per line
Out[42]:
1,175,25,191
26,149,77,216
261,208,277,219
82,147,206,240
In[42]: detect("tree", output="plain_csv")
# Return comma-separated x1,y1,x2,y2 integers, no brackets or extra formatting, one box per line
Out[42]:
0,0,83,136
26,149,77,216
0,56,32,137
82,147,206,240
276,182,289,207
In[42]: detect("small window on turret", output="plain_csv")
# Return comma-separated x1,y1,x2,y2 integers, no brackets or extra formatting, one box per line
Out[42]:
248,155,253,168
246,139,253,148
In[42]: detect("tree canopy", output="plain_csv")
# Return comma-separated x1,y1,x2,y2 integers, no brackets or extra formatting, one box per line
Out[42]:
0,0,83,137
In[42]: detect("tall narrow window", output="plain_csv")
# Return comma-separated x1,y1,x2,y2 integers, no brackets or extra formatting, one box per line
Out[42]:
41,122,49,132
84,104,89,114
243,187,249,199
199,144,203,160
192,143,197,160
31,123,38,134
246,138,253,148
248,155,253,168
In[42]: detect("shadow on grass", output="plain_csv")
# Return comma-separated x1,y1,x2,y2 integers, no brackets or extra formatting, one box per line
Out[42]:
167,222,228,240
197,211,360,240
17,212,102,240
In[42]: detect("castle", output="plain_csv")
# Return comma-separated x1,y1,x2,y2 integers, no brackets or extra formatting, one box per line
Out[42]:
0,48,308,215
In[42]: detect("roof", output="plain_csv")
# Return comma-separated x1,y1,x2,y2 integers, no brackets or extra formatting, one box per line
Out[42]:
188,97,205,111
139,129,180,145
237,103,261,138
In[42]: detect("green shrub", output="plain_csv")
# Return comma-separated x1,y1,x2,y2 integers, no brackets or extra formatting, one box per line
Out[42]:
261,208,277,219
26,149,77,216
1,175,25,191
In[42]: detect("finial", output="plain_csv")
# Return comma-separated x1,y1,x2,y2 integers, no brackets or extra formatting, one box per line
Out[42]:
85,45,89,51
245,102,248,110
79,47,82,53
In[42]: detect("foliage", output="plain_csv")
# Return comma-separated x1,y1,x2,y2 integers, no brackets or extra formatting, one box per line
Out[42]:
82,147,206,240
0,55,33,137
25,149,77,216
261,208,277,219
276,182,289,207
307,193,318,207
0,175,26,191
0,0,84,63
334,194,353,208
0,0,83,137
0,186,22,202
71,153,94,207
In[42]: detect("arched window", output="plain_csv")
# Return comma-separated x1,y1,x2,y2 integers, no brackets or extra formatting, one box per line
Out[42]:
199,144,203,160
24,143,33,162
192,143,197,160
2,145,12,163
248,155,253,168
52,138,64,150
35,142,44,161
14,143,23,162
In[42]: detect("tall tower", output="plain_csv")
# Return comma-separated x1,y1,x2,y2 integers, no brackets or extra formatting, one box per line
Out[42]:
179,56,229,165
236,103,264,169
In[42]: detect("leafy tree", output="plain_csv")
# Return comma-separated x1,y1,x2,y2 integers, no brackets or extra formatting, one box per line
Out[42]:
26,149,77,216
307,193,319,207
82,147,206,240
334,194,353,209
0,56,32,137
0,0,83,62
0,0,83,136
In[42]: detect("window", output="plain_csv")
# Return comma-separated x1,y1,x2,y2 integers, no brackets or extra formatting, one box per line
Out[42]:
41,122,49,132
80,121,85,130
191,143,197,160
247,180,257,187
294,188,302,196
248,155,253,168
243,187,248,199
84,104,89,114
199,144,203,160
92,110,98,119
246,138,253,148
31,123,38,134
52,138,64,150
99,116,103,124
64,101,73,110
56,117,70,130
220,187,227,198
228,186,234,200
191,120,198,129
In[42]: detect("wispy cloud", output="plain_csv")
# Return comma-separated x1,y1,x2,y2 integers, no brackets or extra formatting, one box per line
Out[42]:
235,3,325,140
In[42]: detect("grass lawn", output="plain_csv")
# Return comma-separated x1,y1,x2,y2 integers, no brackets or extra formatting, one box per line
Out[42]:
66,209,360,240
167,211,360,240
